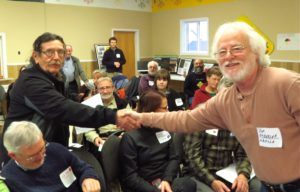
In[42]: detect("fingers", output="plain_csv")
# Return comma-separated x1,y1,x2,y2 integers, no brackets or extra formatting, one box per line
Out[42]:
116,109,141,131
232,175,249,192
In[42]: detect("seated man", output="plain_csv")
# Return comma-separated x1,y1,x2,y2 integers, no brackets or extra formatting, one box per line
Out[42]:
1,121,102,192
84,77,130,156
138,60,159,95
183,59,207,105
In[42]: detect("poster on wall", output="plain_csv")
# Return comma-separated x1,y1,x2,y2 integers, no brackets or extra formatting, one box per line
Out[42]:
277,33,300,51
94,44,110,69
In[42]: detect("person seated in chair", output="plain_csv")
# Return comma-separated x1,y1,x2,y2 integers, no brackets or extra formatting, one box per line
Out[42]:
119,90,196,192
1,121,103,192
138,61,159,95
84,77,130,158
154,69,185,111
190,66,222,109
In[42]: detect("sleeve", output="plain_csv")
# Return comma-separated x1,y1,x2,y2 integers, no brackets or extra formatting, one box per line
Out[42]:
119,133,160,192
102,50,114,68
119,49,126,65
286,77,300,127
140,96,227,134
138,76,148,95
60,145,100,184
162,137,180,183
184,132,216,185
84,129,99,143
183,75,194,97
24,77,117,128
75,58,88,82
234,142,252,179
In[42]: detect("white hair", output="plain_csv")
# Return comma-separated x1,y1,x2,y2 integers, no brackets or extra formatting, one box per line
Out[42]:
3,121,42,154
147,60,159,68
211,21,270,67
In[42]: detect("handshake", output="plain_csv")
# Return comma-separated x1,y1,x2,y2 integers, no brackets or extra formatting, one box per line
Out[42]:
116,109,142,131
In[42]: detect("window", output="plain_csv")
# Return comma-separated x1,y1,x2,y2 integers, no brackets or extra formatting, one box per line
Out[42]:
180,18,209,56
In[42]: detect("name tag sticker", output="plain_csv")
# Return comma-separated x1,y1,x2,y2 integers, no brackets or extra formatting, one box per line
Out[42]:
116,53,121,58
148,81,154,86
156,131,171,144
205,129,218,136
175,98,183,106
60,166,76,188
256,128,282,148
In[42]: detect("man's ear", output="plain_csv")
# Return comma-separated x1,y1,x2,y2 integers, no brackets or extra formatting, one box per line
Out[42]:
32,52,39,64
8,152,17,160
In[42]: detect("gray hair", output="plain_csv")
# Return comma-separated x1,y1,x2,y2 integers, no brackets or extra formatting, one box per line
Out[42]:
92,69,107,77
147,60,159,68
96,76,113,87
211,21,270,67
3,121,42,154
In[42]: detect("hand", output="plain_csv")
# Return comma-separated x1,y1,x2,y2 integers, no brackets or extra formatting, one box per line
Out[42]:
116,109,141,131
211,180,230,192
159,180,173,192
114,62,120,68
232,174,249,192
81,178,100,192
94,137,105,147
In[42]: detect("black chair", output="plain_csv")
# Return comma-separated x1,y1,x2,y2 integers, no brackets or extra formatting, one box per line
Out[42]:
70,147,107,192
172,133,185,176
100,134,122,192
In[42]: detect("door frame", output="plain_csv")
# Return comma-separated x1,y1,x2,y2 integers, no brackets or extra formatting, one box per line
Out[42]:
112,28,140,72
0,32,8,78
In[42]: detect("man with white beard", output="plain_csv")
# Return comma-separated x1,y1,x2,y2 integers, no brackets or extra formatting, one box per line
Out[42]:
125,22,300,192
85,77,130,158
138,60,159,95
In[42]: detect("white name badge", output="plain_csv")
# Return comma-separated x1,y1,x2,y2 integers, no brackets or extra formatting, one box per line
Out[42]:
156,131,171,144
205,129,218,136
59,166,77,188
256,128,283,148
116,53,121,58
148,81,154,86
175,98,183,106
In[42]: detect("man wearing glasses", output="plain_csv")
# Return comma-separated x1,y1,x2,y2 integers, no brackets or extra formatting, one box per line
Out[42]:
0,32,137,166
1,121,102,192
85,77,130,158
126,22,300,192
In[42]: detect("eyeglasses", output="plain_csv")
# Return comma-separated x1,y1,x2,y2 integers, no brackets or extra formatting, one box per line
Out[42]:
41,49,65,58
24,142,48,162
214,45,247,59
98,86,113,91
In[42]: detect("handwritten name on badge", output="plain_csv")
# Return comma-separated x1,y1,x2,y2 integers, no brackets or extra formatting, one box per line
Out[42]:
256,128,282,148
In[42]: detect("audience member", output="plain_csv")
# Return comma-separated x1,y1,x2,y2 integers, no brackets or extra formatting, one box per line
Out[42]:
120,90,196,192
154,68,185,111
138,60,158,95
190,66,222,109
183,59,207,105
85,77,130,158
183,78,261,192
1,121,102,192
102,37,126,77
126,22,300,192
63,44,90,102
80,69,107,101
0,32,135,166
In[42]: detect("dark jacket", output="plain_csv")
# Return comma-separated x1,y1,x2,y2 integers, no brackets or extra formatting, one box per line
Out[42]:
183,72,207,98
1,64,116,164
166,88,185,111
102,47,126,73
120,127,179,192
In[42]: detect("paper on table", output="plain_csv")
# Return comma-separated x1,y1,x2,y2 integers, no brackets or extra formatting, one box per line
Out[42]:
74,93,103,135
216,163,255,183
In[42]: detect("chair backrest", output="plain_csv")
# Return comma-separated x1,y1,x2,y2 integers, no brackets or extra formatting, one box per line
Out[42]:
100,134,121,183
172,133,185,176
70,147,107,192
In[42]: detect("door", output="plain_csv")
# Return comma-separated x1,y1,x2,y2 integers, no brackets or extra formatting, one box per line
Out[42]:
113,31,136,79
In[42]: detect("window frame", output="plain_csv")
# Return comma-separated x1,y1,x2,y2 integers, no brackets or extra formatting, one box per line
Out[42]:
180,17,209,56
